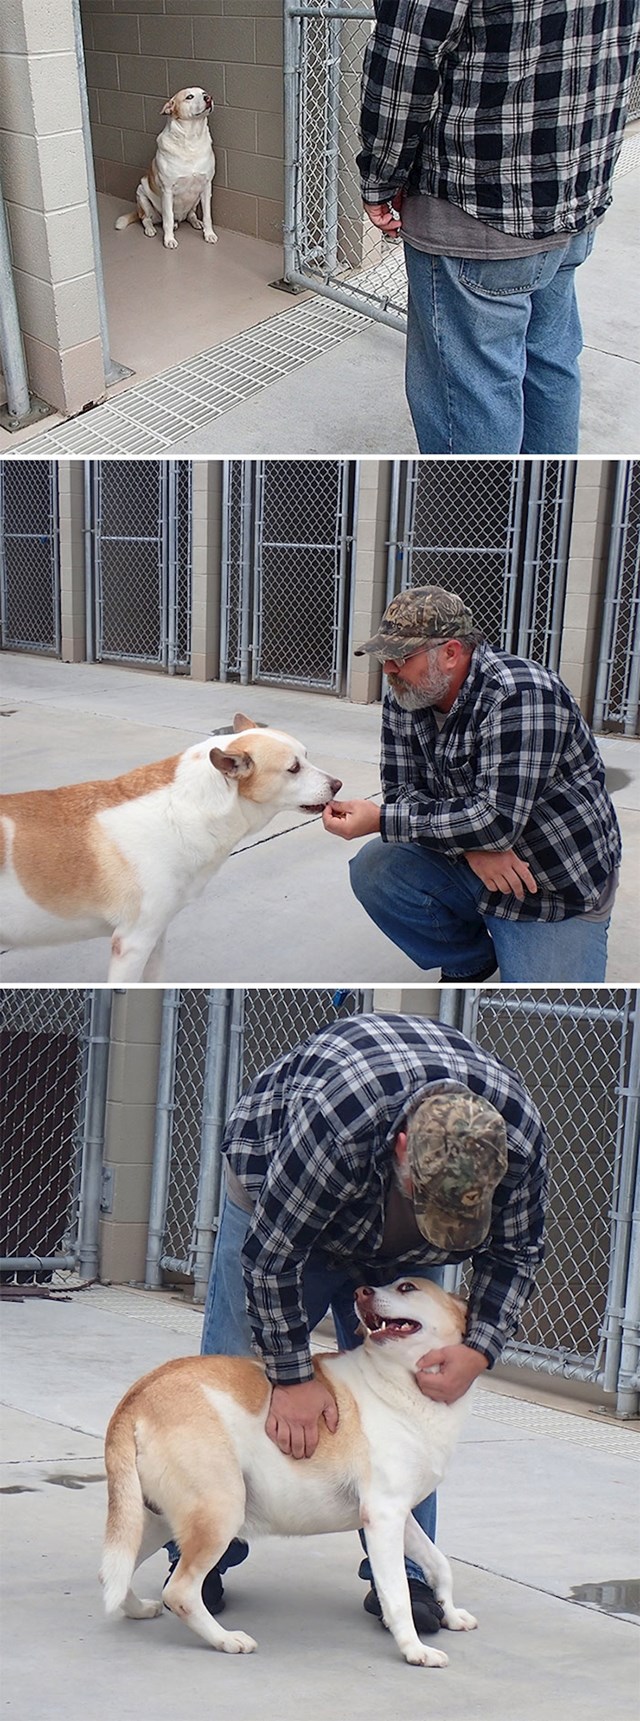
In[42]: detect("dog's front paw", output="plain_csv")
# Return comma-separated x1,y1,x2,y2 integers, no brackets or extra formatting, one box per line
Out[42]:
403,1644,449,1668
163,235,179,249
444,1608,478,1632
204,230,218,243
221,1631,257,1655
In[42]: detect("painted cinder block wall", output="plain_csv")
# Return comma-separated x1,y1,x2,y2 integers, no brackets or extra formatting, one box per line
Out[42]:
0,0,105,415
79,0,284,245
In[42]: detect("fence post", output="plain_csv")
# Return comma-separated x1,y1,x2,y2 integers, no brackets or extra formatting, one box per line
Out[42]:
615,996,640,1415
77,990,113,1279
592,462,629,732
145,990,181,1287
192,990,234,1303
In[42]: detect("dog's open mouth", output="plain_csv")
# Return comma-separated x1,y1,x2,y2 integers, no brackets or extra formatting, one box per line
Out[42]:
362,1309,422,1341
301,803,327,814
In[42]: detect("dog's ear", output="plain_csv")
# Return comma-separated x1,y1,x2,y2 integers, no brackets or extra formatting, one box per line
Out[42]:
161,97,176,116
210,745,253,779
233,713,256,733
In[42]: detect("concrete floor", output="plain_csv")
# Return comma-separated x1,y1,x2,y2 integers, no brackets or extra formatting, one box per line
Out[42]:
1,1285,638,1721
2,161,638,458
0,655,638,985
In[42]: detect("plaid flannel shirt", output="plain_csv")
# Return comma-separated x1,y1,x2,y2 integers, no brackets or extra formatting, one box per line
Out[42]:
358,0,640,239
221,1013,548,1384
380,642,621,921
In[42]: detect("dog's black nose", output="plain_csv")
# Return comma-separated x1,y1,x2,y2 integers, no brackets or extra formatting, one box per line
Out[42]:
356,1285,374,1302
330,777,343,795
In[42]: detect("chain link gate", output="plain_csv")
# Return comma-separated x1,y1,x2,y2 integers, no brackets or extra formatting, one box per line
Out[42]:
146,988,372,1299
0,461,61,654
86,460,192,672
454,988,640,1411
283,0,407,325
386,459,574,667
593,460,640,736
220,460,358,691
0,988,111,1282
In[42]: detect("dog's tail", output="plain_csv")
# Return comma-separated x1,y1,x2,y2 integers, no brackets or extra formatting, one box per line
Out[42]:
100,1409,144,1614
114,210,139,230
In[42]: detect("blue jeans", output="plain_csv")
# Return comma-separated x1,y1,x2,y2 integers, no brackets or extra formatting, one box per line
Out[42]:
200,1189,444,1583
404,230,595,454
349,839,609,983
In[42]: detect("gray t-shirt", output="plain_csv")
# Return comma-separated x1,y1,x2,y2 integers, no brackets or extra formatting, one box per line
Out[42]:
401,192,599,259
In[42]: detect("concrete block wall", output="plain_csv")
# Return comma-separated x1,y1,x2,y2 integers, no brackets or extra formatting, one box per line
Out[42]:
559,460,616,720
100,988,164,1283
57,461,88,660
190,460,223,681
79,0,284,245
0,0,105,415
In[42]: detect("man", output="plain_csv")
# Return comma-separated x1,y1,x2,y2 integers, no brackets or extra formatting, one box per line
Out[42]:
357,0,640,453
171,1012,548,1637
323,587,621,983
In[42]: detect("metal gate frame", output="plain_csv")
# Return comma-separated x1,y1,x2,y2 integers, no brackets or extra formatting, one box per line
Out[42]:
220,459,358,692
455,987,640,1416
592,460,640,736
85,460,192,672
0,988,112,1281
0,460,61,654
386,458,574,667
283,0,407,328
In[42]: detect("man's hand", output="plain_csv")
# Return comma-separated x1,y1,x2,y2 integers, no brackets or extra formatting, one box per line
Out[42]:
266,1379,339,1459
415,1343,489,1404
465,848,537,900
363,194,403,237
322,799,381,840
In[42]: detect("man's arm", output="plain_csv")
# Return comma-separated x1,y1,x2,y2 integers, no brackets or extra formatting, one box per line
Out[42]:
418,1126,548,1402
358,0,470,204
380,685,565,854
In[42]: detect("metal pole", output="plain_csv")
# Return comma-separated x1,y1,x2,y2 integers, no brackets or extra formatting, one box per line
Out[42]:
437,989,465,1029
0,180,31,424
601,993,640,1394
71,0,130,389
145,990,181,1287
325,16,341,273
614,995,640,1413
517,460,543,658
592,463,628,731
503,460,528,650
385,460,403,605
239,461,253,686
282,1,301,282
166,462,178,674
546,460,576,670
193,991,233,1302
77,989,113,1279
83,462,96,661
343,459,359,697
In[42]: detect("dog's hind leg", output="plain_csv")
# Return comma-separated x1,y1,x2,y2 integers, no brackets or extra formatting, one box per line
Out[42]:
363,1509,448,1667
107,923,167,982
121,1509,171,1619
136,182,159,237
141,933,166,982
163,1501,256,1655
404,1518,477,1632
187,209,204,230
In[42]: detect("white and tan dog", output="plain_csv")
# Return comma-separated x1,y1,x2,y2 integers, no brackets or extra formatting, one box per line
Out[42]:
0,715,341,982
101,1279,478,1668
115,86,217,249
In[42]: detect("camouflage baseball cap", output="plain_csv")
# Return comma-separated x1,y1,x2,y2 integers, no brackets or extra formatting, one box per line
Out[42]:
355,586,473,660
406,1084,508,1251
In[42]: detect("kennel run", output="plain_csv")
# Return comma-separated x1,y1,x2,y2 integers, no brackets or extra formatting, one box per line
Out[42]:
1,985,639,1417
0,457,638,729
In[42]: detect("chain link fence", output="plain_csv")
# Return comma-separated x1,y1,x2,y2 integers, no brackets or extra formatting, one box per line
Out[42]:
457,988,639,1398
387,459,574,668
0,461,61,654
147,988,372,1297
283,0,407,326
593,460,640,736
220,460,357,691
87,460,192,672
0,989,97,1280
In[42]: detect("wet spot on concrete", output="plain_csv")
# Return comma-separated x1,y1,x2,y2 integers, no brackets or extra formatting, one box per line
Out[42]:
45,1473,106,1490
569,1578,640,1616
0,1484,40,1494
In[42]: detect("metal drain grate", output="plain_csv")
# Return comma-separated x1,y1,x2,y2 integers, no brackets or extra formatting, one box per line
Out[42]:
11,297,370,460
474,1389,640,1460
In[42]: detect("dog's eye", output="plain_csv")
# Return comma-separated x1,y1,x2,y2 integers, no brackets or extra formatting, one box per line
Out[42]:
288,760,301,774
397,1281,416,1294
186,92,193,99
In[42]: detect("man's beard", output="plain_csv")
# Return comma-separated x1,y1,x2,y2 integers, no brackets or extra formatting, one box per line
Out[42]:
388,663,452,710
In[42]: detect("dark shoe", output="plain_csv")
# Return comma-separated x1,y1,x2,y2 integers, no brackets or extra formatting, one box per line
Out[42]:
364,1579,444,1635
163,1553,226,1616
440,960,498,984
